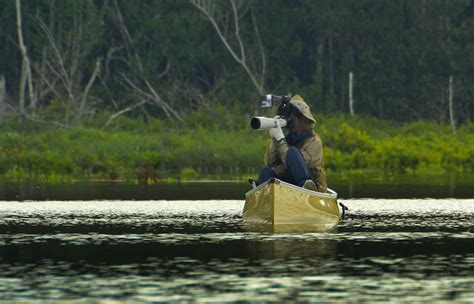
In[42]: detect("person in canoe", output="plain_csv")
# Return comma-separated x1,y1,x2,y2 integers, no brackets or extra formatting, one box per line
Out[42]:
257,95,327,192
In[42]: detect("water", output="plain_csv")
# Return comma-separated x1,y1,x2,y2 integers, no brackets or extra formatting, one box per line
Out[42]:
1,173,473,200
1,198,474,302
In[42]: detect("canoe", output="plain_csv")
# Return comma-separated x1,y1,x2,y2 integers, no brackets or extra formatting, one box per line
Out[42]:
243,178,341,227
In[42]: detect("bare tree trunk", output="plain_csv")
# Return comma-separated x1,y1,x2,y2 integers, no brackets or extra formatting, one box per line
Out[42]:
15,0,35,115
349,72,354,116
315,38,324,104
0,75,5,104
328,32,334,99
448,75,455,134
77,57,102,123
19,62,26,113
0,75,5,122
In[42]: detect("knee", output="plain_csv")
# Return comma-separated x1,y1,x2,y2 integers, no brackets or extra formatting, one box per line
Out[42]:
287,146,299,156
259,167,274,176
286,146,301,161
257,166,276,185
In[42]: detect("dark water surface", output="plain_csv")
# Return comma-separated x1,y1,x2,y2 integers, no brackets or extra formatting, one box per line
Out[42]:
1,175,473,302
1,199,474,302
0,173,473,200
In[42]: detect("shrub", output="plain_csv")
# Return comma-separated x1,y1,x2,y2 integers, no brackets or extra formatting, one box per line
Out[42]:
0,112,472,182
180,167,198,180
324,122,372,152
371,137,422,173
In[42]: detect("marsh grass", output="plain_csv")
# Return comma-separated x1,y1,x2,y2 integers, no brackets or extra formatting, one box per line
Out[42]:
0,111,472,183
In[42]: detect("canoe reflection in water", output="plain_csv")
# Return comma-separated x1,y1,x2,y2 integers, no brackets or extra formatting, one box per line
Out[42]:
243,222,338,258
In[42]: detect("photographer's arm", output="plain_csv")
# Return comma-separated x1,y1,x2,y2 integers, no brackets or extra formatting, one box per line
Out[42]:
262,118,287,175
275,138,289,168
264,140,286,176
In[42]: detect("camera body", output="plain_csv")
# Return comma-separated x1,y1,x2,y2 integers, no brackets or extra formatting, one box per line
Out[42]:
261,94,291,108
250,94,293,130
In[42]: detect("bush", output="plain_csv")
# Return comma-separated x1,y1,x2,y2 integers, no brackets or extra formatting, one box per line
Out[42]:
180,167,198,180
0,112,472,182
370,137,423,173
324,122,372,152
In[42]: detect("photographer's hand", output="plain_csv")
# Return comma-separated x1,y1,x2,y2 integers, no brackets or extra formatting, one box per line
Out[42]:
268,117,285,141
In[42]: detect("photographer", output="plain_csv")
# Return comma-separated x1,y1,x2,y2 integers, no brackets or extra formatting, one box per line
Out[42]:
257,95,327,192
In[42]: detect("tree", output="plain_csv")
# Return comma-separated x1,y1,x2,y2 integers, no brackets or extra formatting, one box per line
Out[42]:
190,0,267,100
30,0,106,125
15,0,35,116
0,0,473,124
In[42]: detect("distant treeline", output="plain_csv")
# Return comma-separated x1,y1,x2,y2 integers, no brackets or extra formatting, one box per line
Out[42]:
1,0,473,126
1,111,473,183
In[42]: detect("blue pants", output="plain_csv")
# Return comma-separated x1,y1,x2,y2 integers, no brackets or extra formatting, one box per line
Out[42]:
257,146,313,187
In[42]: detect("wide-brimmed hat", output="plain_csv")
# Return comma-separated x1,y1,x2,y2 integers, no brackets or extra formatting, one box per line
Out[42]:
290,95,316,124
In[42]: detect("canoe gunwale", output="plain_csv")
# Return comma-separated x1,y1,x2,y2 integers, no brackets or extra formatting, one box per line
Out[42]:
245,178,338,200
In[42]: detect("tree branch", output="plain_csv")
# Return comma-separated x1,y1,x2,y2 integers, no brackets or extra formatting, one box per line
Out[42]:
105,100,148,127
190,0,265,95
78,57,102,122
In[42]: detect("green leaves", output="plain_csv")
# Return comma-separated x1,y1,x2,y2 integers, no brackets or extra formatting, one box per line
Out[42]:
0,113,472,183
1,1,474,122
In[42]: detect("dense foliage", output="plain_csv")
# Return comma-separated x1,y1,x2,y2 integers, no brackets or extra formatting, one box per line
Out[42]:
1,0,473,125
1,1,473,182
1,112,473,183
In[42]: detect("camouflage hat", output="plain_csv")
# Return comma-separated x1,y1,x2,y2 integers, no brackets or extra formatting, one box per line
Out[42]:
290,95,316,124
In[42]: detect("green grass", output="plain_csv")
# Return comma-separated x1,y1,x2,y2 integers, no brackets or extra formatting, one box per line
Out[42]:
0,111,473,183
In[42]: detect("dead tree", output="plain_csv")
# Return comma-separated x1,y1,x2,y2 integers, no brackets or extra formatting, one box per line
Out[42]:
349,72,354,116
0,75,5,105
33,1,106,125
110,0,183,124
78,58,102,122
448,75,455,134
15,0,35,115
0,74,5,121
190,0,267,97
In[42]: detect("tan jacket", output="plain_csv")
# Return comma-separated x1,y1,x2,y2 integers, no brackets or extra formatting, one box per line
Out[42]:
264,132,327,192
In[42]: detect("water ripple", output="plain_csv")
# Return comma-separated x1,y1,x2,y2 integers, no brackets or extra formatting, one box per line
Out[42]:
1,199,474,302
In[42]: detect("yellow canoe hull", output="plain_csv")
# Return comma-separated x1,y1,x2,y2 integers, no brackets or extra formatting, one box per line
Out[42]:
243,178,341,227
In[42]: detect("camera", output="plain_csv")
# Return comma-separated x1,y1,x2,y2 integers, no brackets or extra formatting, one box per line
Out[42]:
250,94,293,130
260,94,291,108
